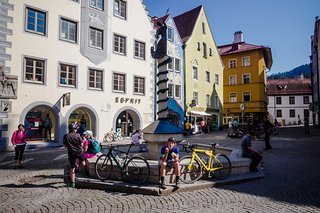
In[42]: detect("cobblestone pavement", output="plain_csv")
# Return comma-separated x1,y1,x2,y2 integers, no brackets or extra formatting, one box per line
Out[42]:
0,126,320,212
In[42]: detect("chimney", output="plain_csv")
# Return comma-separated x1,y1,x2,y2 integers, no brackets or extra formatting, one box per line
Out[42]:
233,31,243,43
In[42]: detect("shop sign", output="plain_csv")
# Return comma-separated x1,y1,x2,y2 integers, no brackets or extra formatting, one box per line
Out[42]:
115,97,141,104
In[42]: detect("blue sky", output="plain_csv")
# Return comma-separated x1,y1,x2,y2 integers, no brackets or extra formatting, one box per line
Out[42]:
145,0,320,75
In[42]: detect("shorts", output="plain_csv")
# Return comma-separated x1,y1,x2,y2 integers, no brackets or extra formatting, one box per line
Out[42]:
69,154,84,169
166,161,176,168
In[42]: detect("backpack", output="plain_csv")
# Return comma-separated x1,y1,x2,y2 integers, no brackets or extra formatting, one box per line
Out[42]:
88,139,102,154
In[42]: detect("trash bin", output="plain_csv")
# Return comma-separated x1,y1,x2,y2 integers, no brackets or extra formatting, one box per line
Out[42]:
281,119,285,126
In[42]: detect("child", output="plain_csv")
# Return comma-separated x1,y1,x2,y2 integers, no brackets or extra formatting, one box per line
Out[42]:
159,137,180,189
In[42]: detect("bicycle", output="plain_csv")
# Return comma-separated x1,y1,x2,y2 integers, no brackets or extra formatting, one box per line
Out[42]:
95,144,150,184
103,129,124,142
179,143,232,183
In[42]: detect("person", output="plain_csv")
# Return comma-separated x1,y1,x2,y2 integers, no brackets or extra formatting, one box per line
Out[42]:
200,119,206,133
159,137,180,189
82,130,98,175
206,118,212,133
131,129,142,145
227,119,233,137
263,115,273,150
298,115,302,125
241,131,262,172
184,120,191,135
11,124,27,169
233,119,239,130
63,123,84,188
273,119,279,135
304,116,310,133
80,116,86,128
43,114,52,141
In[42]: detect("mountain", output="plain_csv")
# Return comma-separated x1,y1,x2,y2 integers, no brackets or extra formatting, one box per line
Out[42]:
267,64,311,79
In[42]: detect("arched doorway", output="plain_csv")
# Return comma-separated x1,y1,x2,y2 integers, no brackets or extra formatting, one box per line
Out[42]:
24,106,56,142
115,109,141,137
68,107,97,136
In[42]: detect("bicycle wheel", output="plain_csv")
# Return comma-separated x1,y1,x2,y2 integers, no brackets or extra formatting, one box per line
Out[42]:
211,154,231,180
117,134,124,141
125,156,150,184
104,133,113,142
95,154,113,180
179,155,202,184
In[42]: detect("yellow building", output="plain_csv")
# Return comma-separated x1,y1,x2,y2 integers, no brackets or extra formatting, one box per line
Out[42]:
218,31,272,126
174,6,224,131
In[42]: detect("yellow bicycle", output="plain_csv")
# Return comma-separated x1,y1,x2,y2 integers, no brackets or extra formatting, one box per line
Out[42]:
179,143,232,183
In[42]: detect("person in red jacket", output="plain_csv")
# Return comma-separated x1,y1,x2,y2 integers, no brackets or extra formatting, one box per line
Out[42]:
11,124,27,169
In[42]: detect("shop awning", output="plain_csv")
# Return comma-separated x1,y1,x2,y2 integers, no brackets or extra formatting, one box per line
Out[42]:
191,110,212,116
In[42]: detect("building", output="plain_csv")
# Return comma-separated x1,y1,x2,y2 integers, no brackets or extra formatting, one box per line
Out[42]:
267,76,312,126
311,16,320,127
218,31,272,127
1,0,154,150
174,5,224,131
151,14,185,129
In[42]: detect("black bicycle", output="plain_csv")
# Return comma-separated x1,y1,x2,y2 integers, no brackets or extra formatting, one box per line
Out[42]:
95,144,150,184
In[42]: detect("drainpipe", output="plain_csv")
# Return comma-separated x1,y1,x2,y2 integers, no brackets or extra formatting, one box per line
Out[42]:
182,43,187,121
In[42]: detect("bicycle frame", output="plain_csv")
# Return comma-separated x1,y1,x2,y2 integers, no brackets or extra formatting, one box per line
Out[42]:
104,145,133,173
188,148,224,172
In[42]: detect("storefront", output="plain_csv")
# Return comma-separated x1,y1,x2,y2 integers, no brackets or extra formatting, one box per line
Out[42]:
114,108,142,137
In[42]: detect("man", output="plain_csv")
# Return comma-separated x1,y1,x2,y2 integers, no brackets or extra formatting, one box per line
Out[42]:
159,137,180,189
63,123,84,188
185,120,191,135
263,115,273,150
241,131,262,172
304,116,310,133
43,114,52,140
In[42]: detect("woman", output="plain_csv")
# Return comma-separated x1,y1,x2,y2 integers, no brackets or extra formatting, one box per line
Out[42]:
11,124,27,169
131,129,141,145
82,130,98,175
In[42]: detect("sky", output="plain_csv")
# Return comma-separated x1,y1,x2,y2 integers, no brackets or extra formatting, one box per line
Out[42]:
145,0,320,75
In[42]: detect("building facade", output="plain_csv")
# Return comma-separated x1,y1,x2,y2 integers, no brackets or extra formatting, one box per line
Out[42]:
218,31,272,127
267,77,312,126
311,16,320,127
174,5,224,131
2,0,154,149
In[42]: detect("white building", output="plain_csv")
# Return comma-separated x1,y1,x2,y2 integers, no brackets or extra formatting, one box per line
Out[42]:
267,76,313,126
2,0,154,149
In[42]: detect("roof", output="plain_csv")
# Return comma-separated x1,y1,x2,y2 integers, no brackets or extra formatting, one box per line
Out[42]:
173,5,202,43
151,15,169,30
218,42,273,69
267,78,312,96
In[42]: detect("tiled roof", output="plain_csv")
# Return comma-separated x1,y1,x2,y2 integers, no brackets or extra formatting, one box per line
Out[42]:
151,15,169,30
267,78,312,95
173,5,202,43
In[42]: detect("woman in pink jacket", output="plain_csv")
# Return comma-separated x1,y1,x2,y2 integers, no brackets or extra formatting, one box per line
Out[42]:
11,124,27,169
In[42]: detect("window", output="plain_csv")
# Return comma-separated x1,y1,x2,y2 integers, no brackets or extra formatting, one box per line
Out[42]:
134,76,145,95
289,96,295,104
167,59,173,70
114,0,126,19
197,42,200,51
60,18,77,43
206,94,210,106
89,27,103,49
26,7,46,35
243,73,250,84
209,48,212,56
303,96,309,104
276,97,282,105
243,92,251,102
229,59,237,68
193,66,198,80
168,83,174,97
24,57,45,83
114,34,126,55
203,42,207,58
134,40,145,60
89,0,104,10
175,85,181,98
174,58,181,72
193,92,198,105
205,71,210,83
276,110,282,117
113,73,125,92
229,75,236,85
242,56,250,67
289,109,295,118
202,22,206,34
167,27,174,41
214,74,219,85
89,69,103,90
230,93,237,102
59,63,76,87
214,96,219,108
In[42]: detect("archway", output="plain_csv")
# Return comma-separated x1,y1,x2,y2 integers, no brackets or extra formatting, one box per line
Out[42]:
114,108,141,137
67,106,97,136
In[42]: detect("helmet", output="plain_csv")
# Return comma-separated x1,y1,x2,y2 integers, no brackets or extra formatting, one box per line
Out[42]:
68,123,78,131
168,137,176,143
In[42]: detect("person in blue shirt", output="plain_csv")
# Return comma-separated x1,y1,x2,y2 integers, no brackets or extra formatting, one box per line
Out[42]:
241,131,262,172
160,137,180,189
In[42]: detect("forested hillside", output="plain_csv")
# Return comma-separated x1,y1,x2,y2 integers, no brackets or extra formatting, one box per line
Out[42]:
268,64,310,79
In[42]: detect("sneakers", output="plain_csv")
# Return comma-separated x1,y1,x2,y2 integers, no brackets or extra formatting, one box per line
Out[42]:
159,182,167,190
67,182,75,188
